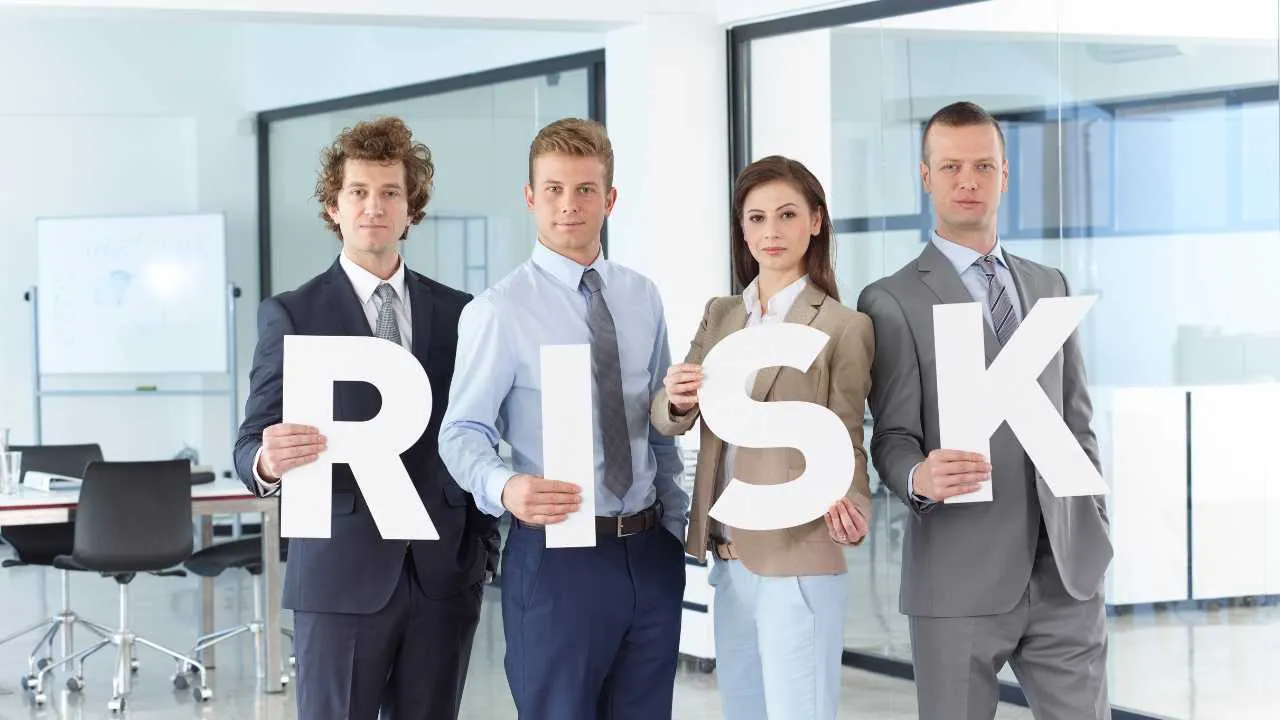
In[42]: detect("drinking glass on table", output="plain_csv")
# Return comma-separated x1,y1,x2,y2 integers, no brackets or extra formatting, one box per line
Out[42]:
0,450,22,495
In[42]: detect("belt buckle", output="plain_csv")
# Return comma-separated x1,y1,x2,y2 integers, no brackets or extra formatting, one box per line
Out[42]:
616,515,628,538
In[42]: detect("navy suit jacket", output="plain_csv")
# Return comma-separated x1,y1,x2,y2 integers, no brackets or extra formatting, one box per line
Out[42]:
234,259,499,614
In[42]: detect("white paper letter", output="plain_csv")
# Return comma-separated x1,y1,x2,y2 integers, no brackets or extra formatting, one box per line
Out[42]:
934,296,1108,504
699,324,854,530
281,336,437,540
540,345,597,548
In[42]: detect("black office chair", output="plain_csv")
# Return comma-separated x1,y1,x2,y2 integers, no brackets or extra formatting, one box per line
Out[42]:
50,460,211,714
0,443,115,699
181,536,293,687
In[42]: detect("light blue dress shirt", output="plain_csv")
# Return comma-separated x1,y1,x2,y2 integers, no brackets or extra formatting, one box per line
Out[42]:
438,241,689,541
929,230,1023,328
909,231,1025,499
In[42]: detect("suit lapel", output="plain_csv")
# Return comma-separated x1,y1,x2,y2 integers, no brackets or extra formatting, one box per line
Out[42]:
406,270,434,366
322,260,373,338
750,282,825,402
916,241,1001,364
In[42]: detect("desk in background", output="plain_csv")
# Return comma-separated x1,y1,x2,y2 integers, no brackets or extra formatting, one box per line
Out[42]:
0,477,285,694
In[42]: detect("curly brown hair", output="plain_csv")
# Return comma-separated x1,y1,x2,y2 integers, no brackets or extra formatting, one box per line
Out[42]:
314,117,434,240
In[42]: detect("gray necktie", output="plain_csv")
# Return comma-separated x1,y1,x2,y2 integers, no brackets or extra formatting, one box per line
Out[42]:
978,255,1019,346
580,268,634,501
373,283,403,347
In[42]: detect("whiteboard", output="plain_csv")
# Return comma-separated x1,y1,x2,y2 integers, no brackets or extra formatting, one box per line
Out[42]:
36,213,228,375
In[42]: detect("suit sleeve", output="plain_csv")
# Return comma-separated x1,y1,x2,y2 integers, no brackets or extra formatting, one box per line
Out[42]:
856,283,935,516
827,311,875,543
1056,269,1107,524
650,297,718,437
234,297,295,497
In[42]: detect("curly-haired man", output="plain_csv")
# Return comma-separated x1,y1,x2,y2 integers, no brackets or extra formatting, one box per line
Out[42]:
235,116,498,720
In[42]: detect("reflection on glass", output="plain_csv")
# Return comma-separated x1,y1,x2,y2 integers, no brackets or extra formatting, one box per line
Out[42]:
750,1,1279,717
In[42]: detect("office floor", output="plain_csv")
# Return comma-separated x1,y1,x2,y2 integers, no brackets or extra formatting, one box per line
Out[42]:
845,491,1280,720
4,504,1277,720
0,545,1038,720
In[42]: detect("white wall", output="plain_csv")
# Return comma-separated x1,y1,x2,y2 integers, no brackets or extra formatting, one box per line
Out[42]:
606,10,731,365
0,0,645,29
0,16,256,469
718,0,873,25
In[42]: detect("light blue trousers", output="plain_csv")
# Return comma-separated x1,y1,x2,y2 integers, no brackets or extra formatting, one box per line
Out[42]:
709,558,849,720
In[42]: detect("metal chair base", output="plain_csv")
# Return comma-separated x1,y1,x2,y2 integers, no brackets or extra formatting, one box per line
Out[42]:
0,570,113,705
54,580,213,713
189,572,295,686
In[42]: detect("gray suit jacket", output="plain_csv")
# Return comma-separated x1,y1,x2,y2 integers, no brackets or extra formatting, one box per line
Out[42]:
856,241,1112,618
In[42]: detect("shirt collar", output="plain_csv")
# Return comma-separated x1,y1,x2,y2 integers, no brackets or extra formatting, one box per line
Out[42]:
531,238,609,291
339,250,407,305
931,230,1008,275
743,274,809,318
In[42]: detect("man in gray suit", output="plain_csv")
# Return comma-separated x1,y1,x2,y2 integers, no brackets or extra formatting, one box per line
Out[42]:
857,101,1113,720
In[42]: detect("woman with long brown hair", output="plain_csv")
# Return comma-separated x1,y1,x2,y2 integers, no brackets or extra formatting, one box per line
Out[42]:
651,155,874,719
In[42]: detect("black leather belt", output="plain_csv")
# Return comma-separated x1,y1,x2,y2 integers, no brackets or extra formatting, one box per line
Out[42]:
517,502,661,538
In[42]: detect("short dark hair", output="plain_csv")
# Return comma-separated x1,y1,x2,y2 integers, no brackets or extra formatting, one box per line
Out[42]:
921,101,1006,164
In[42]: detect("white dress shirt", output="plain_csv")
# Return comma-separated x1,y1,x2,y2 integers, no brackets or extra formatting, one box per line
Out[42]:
711,274,809,542
253,252,412,493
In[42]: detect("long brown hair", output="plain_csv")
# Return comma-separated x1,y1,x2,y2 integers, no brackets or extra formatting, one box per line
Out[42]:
730,156,839,301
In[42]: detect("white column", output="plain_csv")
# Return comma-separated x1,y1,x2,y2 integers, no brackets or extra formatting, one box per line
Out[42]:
604,6,727,664
605,5,730,363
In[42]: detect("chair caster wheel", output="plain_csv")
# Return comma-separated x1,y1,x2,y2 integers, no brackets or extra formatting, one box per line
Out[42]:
280,673,289,686
130,659,140,673
193,686,212,702
19,675,33,691
173,673,190,690
34,657,52,672
67,676,86,692
108,696,125,713
33,692,47,706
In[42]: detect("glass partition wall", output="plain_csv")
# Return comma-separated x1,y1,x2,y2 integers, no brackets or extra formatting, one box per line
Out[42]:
731,2,1280,718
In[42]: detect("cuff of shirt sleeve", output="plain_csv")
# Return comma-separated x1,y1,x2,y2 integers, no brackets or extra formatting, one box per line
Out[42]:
661,517,687,547
479,467,518,518
252,447,280,497
908,462,934,507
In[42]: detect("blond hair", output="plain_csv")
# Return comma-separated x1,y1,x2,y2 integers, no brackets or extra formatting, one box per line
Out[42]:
527,117,614,186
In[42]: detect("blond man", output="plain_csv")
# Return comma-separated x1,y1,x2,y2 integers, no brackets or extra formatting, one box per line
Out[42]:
440,118,690,719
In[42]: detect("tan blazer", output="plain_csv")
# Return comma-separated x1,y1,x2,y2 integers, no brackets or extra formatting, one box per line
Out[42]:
651,282,875,577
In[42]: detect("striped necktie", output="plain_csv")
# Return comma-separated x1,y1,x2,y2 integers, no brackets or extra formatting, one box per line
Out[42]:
978,255,1019,346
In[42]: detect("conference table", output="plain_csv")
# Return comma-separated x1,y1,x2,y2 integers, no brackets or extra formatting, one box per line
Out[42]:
0,476,286,694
